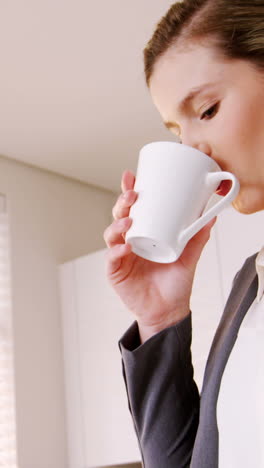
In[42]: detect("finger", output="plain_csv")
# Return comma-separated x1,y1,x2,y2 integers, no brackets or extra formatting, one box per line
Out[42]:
112,190,137,220
104,217,132,248
121,170,135,193
195,216,217,242
105,243,132,277
189,216,217,250
182,216,217,266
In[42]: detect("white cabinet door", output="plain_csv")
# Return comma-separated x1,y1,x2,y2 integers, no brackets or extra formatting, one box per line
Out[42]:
59,250,141,468
190,221,223,390
215,206,264,300
59,261,86,468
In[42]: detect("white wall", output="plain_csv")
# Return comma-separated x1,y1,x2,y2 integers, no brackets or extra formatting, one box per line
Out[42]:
0,155,115,468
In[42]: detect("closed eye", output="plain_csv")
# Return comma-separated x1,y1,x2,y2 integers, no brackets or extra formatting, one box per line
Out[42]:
200,103,219,120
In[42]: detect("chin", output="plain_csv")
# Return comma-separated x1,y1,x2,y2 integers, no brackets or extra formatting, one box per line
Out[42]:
232,192,264,215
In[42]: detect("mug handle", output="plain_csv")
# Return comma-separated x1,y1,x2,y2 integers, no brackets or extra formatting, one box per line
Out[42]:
179,172,240,245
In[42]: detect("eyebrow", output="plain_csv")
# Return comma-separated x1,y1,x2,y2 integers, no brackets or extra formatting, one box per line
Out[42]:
163,82,216,130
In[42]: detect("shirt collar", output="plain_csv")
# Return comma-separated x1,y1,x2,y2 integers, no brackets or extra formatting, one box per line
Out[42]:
256,247,264,302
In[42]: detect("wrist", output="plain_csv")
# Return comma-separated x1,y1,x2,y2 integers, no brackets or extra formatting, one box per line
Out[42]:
138,309,190,344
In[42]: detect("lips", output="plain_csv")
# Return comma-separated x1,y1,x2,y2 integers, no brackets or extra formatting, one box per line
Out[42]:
215,180,232,196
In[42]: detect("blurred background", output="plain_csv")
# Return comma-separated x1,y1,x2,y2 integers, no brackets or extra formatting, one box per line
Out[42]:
0,2,174,468
0,0,175,192
1,2,263,468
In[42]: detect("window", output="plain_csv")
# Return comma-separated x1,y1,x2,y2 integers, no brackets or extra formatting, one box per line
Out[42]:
0,195,17,467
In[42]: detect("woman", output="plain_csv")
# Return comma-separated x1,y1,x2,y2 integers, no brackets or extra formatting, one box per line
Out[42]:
104,0,264,466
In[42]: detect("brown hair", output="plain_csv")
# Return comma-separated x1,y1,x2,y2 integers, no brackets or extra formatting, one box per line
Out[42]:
144,0,264,86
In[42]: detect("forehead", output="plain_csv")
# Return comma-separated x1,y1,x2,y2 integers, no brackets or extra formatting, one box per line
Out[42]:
149,44,228,116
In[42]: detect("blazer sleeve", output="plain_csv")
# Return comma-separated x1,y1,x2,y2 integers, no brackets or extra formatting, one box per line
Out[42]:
118,312,200,468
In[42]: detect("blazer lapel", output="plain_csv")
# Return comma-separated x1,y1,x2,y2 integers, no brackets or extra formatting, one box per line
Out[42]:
191,253,258,468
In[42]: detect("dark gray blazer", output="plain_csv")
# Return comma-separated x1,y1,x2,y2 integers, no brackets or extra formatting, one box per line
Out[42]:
119,253,258,468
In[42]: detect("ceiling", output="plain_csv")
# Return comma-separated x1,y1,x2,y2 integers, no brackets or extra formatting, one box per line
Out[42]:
0,0,178,194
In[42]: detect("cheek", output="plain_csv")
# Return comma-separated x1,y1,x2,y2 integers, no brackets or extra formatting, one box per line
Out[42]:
222,103,249,146
212,102,253,172
228,92,264,150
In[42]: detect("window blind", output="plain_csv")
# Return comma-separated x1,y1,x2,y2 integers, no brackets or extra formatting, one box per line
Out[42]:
0,195,17,467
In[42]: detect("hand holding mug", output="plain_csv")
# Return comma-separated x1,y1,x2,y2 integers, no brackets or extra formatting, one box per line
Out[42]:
103,142,236,342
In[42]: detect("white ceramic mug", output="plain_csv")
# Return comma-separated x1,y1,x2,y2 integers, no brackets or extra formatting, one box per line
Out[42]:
125,141,240,263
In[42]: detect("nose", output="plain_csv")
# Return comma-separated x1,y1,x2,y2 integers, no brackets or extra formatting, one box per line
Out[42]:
181,127,212,156
196,142,212,157
182,139,212,157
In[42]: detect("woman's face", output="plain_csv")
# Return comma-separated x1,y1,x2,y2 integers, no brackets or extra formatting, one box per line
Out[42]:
149,43,264,214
